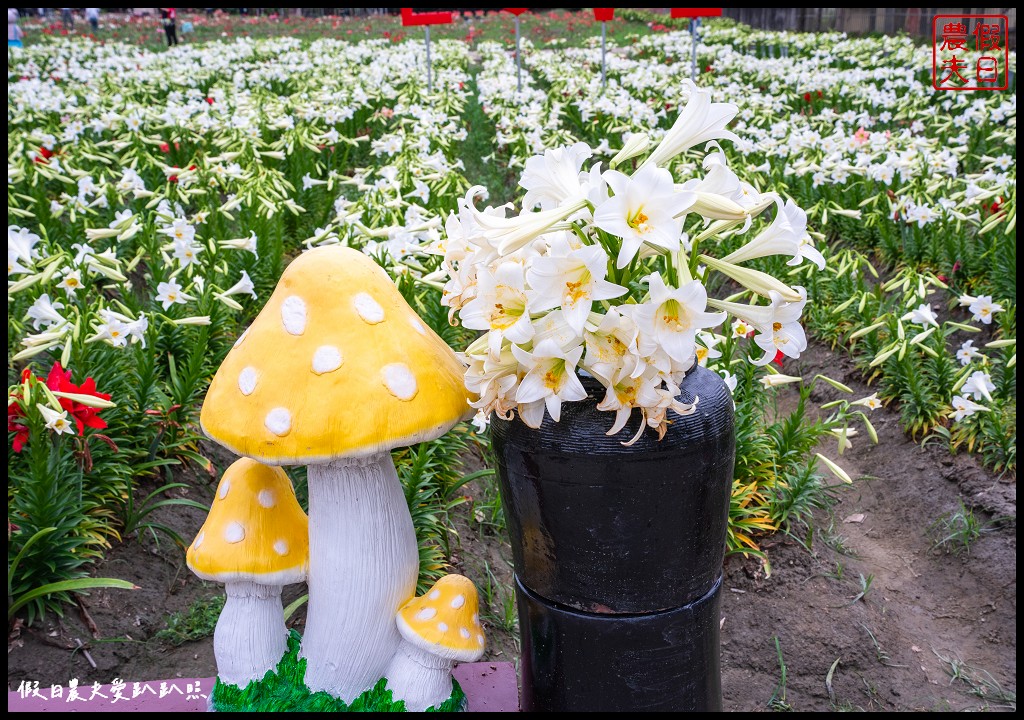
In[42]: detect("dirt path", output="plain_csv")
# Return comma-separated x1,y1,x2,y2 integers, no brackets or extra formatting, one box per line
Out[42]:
720,342,1016,712
7,342,1016,712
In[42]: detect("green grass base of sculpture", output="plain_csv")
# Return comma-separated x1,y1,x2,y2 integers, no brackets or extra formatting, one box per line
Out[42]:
210,631,467,712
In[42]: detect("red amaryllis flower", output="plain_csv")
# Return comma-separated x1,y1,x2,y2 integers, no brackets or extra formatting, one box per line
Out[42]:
803,92,812,103
772,350,785,367
45,362,112,435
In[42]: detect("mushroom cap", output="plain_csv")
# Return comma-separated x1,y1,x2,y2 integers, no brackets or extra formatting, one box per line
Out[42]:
199,246,472,465
186,458,308,585
396,574,485,662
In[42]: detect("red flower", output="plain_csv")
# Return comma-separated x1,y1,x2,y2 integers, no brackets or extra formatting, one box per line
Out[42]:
45,362,111,435
38,146,54,159
803,92,812,103
205,97,215,105
159,142,171,153
772,350,785,367
8,402,29,453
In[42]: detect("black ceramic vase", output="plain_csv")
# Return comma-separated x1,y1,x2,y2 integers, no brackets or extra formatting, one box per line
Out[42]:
490,365,735,712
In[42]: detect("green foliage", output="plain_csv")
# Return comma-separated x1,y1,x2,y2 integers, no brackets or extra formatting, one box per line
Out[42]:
927,500,1001,556
153,594,226,646
211,630,467,712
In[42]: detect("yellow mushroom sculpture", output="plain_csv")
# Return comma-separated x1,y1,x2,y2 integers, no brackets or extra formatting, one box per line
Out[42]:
199,246,472,701
385,575,486,711
186,458,308,688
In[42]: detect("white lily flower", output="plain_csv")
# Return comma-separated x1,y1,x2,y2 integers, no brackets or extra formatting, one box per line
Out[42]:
628,274,726,364
466,187,585,257
760,373,803,388
956,340,983,366
95,317,130,347
520,142,592,210
641,82,738,168
159,218,196,243
968,295,1003,325
750,288,808,365
583,308,643,385
512,339,587,427
460,262,535,358
219,231,259,258
26,293,66,330
722,199,806,266
56,269,84,297
8,226,41,267
906,303,939,328
526,242,626,335
218,270,257,299
155,279,194,310
851,393,883,410
596,366,664,436
38,404,75,435
594,165,692,269
961,371,995,402
951,394,988,422
171,239,204,268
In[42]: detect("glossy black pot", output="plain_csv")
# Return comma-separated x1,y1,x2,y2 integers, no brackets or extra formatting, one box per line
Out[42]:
490,365,735,712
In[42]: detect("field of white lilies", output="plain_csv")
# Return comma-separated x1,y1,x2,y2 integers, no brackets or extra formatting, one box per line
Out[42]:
7,11,1017,711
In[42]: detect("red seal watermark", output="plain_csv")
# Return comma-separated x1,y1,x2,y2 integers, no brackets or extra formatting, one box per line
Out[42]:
932,15,1009,91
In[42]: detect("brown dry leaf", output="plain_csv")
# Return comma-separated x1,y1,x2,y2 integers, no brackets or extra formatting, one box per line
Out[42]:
843,513,866,524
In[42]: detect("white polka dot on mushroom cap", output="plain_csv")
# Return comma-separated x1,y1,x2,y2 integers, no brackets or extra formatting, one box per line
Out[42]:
472,613,479,626
477,635,484,646
438,622,448,632
258,489,275,508
410,317,427,335
238,366,258,395
460,627,470,639
219,479,231,500
451,594,465,609
273,539,288,556
429,590,441,600
224,522,245,544
382,363,418,401
416,607,437,621
194,531,205,549
312,345,343,375
353,292,385,324
281,296,307,335
265,408,292,436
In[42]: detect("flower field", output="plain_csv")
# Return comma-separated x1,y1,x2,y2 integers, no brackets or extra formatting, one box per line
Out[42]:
7,10,1016,711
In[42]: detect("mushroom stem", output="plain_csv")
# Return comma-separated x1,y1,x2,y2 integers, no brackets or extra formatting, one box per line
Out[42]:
301,452,419,700
384,641,455,712
215,581,287,688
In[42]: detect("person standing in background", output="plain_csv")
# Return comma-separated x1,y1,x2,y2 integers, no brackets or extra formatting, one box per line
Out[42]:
160,8,177,47
86,8,100,32
61,8,73,31
8,9,24,48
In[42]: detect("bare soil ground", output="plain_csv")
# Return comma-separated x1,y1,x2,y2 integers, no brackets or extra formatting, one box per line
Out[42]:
7,341,1015,712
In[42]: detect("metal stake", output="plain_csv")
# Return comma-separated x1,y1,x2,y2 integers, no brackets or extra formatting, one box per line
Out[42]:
425,26,432,93
601,21,607,86
690,19,698,83
515,16,522,92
